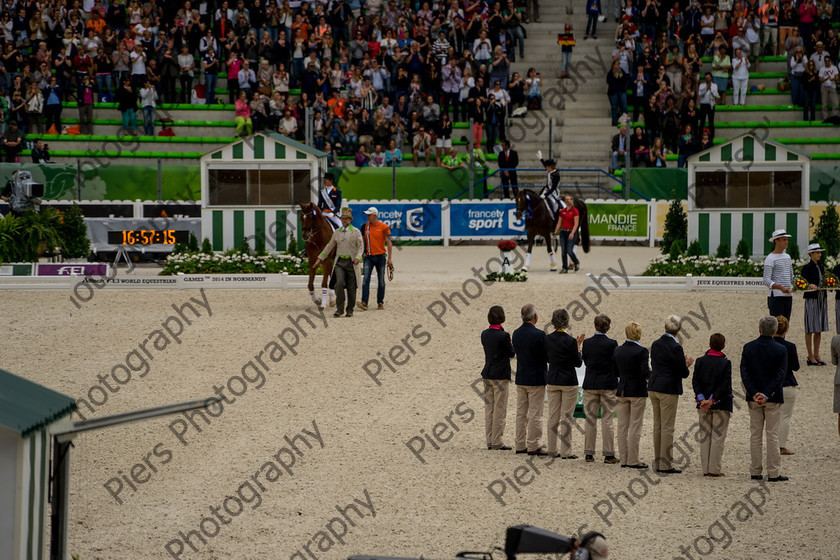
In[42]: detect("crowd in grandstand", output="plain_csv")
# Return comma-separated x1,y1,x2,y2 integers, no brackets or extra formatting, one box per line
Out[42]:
605,0,840,171
0,0,548,167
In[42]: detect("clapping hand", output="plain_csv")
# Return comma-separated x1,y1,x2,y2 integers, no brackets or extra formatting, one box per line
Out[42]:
685,355,694,367
537,149,543,160
576,333,586,346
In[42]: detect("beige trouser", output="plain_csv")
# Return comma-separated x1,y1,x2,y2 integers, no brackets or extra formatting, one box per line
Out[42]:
779,385,798,448
483,379,510,448
546,385,578,456
583,389,617,457
515,385,546,452
649,391,679,471
616,397,646,465
698,409,731,475
749,401,782,477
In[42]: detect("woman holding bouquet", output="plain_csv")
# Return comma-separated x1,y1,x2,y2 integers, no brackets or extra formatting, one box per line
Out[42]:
802,243,829,365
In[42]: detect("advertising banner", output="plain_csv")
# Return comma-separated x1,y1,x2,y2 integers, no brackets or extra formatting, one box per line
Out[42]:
587,202,649,238
347,202,443,239
448,202,526,239
37,263,110,276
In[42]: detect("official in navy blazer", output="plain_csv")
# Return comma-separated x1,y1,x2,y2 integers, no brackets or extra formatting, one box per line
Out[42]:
692,333,733,477
741,315,789,482
613,321,651,468
511,303,548,455
648,315,694,473
481,305,516,451
582,314,620,464
545,309,585,458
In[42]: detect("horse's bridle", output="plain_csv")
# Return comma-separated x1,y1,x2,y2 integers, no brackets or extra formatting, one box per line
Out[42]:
301,208,320,242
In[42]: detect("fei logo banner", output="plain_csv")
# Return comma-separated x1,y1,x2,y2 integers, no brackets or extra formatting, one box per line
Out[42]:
347,202,443,239
449,202,525,238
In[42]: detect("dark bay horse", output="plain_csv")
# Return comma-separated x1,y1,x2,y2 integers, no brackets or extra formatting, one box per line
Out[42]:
514,190,591,271
299,202,335,308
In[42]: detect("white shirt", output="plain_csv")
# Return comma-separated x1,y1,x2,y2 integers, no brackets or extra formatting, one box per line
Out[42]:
732,56,750,79
763,251,793,297
698,81,719,106
819,64,838,88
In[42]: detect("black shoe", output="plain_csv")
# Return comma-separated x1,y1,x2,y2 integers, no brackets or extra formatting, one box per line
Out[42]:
515,449,528,454
768,475,789,482
498,445,512,451
528,449,550,456
574,263,580,272
333,311,343,317
585,454,594,463
592,36,598,39
560,268,568,274
656,468,682,474
344,311,353,317
604,456,620,464
751,475,763,480
627,463,649,469
562,455,579,460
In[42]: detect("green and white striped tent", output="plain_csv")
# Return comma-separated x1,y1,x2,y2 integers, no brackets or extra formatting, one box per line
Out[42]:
687,133,811,256
0,369,76,560
200,132,328,252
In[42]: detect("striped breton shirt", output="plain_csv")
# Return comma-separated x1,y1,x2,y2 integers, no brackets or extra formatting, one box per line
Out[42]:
763,252,794,297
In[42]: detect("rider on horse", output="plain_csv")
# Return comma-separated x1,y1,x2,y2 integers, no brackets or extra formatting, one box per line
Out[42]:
537,151,563,223
318,172,342,229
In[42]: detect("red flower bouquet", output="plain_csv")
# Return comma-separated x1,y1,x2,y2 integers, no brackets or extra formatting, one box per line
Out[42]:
497,240,517,252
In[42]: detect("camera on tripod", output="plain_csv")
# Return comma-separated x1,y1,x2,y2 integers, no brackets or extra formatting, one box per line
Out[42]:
348,525,607,560
3,170,45,215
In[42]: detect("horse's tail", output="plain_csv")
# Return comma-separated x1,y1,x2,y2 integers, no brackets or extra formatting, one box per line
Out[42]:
575,197,591,253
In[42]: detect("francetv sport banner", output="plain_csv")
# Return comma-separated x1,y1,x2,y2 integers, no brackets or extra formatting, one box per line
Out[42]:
347,201,443,239
344,199,650,241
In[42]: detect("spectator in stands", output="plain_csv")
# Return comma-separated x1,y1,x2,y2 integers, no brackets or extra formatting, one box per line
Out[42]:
2,121,22,162
385,138,403,167
435,113,453,166
632,66,649,123
25,82,43,136
42,75,62,134
802,59,820,121
607,59,629,126
234,90,253,137
202,47,219,106
77,75,95,135
649,137,668,167
370,144,386,167
611,125,629,173
441,146,464,170
178,45,195,104
525,68,542,110
698,72,719,139
139,79,158,136
485,92,506,153
819,55,839,120
410,121,432,166
677,124,696,167
799,0,817,45
731,48,751,105
711,46,731,105
631,126,650,167
116,78,138,135
586,0,603,40
250,92,268,131
31,139,50,164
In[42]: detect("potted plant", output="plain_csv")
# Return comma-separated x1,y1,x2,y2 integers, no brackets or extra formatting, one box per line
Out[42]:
19,208,63,261
497,240,517,274
0,212,25,264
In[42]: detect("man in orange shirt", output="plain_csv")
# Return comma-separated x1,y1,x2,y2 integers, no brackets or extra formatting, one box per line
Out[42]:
327,90,346,119
358,206,393,310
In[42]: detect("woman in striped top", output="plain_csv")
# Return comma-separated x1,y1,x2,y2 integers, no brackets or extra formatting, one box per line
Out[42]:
763,229,794,320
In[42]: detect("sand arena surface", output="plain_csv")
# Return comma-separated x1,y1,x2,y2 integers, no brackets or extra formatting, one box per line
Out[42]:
2,245,839,559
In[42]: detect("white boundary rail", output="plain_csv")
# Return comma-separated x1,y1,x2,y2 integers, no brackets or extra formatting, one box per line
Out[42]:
585,274,767,292
0,273,312,290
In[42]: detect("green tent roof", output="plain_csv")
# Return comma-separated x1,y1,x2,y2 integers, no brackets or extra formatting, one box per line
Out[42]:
0,369,76,437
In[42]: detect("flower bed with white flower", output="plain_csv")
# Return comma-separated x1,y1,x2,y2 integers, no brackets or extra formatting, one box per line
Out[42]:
160,250,309,275
643,254,838,277
484,269,528,282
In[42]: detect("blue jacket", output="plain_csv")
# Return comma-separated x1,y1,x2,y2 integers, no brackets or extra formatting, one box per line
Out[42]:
586,0,602,15
512,322,547,386
740,335,787,404
317,186,341,214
